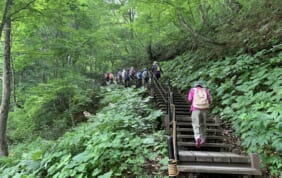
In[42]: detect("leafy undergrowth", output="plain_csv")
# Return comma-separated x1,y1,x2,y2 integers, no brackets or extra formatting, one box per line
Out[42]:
0,86,168,177
8,75,101,142
161,44,282,177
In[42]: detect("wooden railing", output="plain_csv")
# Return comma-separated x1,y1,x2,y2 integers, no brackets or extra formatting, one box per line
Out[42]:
150,71,169,113
149,74,179,177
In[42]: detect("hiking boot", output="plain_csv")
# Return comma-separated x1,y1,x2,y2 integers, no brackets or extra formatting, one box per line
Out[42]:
195,138,201,148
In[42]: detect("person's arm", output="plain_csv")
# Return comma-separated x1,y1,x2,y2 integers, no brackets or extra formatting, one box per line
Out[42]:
188,88,194,103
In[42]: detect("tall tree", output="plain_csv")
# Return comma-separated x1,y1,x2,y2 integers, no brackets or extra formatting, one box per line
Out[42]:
0,0,12,156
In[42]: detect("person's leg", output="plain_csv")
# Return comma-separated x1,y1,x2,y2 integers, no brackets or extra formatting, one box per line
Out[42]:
145,78,149,88
156,73,160,80
199,110,208,144
192,110,201,147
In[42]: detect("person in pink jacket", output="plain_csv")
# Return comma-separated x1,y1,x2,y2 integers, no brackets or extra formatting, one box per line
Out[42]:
188,82,211,148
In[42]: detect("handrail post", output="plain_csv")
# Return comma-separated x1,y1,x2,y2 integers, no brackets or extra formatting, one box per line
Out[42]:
167,79,171,120
167,136,177,178
167,90,170,115
170,92,174,105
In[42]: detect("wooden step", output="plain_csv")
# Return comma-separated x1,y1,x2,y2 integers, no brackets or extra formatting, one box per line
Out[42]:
176,117,216,123
174,103,190,106
177,135,225,141
176,122,220,127
175,106,189,109
175,111,190,115
173,97,185,100
169,121,221,130
177,142,230,148
177,165,261,175
166,107,190,112
173,100,186,103
175,115,191,120
176,128,222,133
175,114,190,118
178,151,249,163
173,101,187,104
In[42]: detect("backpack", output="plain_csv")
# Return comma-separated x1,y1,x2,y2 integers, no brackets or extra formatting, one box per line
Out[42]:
125,72,130,80
156,66,161,72
130,68,135,76
142,70,149,79
192,88,209,109
137,71,142,79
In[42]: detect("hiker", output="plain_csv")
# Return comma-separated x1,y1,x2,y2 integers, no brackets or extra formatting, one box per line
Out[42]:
104,73,110,85
122,69,130,87
151,61,162,80
109,73,114,84
187,82,211,148
117,69,122,84
142,68,149,88
129,66,136,80
136,70,143,88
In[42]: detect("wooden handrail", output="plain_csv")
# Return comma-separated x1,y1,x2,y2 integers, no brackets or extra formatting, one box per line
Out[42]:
150,71,167,103
149,73,178,162
171,104,178,161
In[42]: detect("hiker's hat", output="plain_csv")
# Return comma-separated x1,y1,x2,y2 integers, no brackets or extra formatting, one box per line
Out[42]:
194,81,203,87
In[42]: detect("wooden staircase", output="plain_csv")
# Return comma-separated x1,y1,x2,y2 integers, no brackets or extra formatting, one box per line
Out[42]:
151,80,262,177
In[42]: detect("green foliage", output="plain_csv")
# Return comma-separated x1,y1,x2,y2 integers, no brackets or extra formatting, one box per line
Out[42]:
0,86,167,177
8,74,101,141
1,0,281,176
162,46,282,176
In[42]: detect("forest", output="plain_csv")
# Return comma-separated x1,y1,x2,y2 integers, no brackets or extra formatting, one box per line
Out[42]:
0,0,281,177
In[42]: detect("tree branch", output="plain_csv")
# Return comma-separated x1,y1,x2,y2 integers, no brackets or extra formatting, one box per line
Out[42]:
7,0,37,19
176,4,227,46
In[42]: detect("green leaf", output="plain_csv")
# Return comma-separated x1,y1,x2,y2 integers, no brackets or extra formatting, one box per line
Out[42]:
92,169,102,177
98,171,113,178
31,150,43,161
143,137,155,144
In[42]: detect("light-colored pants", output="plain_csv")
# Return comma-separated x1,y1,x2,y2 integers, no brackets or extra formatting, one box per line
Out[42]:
191,109,208,142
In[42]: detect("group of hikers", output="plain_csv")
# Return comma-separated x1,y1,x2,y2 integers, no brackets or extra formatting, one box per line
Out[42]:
104,61,211,149
104,61,163,88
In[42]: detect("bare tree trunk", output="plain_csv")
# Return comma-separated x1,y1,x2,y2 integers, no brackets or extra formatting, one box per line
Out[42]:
0,15,12,156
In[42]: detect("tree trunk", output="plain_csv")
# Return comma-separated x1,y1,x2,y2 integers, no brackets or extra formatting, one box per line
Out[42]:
0,0,12,40
0,16,11,156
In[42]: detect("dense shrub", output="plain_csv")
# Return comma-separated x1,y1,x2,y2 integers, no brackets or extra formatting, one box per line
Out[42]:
0,86,167,177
